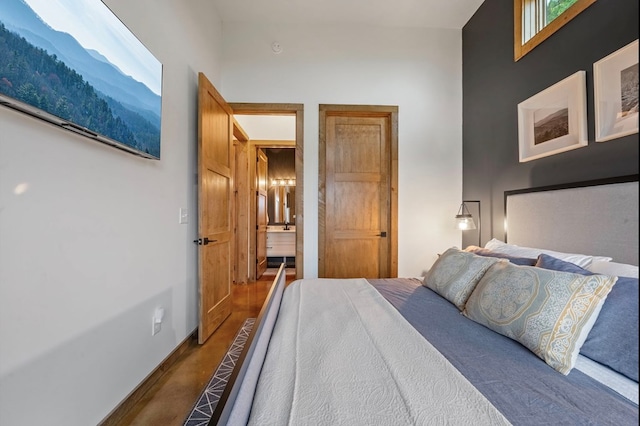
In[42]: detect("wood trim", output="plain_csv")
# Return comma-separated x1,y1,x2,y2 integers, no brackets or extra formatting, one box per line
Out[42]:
229,103,304,280
233,118,251,284
514,0,598,61
251,140,296,147
318,107,327,276
318,104,399,278
98,329,198,426
233,119,250,284
234,140,250,284
295,109,304,279
233,118,249,142
320,103,398,116
389,108,399,277
229,103,303,115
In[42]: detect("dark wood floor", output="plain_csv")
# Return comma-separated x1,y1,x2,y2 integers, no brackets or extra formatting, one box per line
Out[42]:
116,268,295,425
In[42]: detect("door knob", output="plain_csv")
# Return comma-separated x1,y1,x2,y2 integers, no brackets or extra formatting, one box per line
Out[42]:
378,232,387,237
194,237,216,245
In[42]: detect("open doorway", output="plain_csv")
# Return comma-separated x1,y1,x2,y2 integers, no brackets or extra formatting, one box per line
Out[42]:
264,147,296,269
230,103,304,281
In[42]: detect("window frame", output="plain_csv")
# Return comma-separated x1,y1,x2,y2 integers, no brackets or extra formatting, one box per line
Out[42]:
514,0,598,61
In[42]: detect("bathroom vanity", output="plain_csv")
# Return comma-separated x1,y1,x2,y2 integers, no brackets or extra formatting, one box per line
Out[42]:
266,226,296,267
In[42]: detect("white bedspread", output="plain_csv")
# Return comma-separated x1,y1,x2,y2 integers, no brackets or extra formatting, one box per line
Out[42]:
247,278,511,425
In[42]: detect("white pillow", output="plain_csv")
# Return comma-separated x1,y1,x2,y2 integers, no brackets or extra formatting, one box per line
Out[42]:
484,238,612,268
587,260,639,278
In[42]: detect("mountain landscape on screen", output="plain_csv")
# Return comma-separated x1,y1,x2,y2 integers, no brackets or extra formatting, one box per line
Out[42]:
0,0,161,158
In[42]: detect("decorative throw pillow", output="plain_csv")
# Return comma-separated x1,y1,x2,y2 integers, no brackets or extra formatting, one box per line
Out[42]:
463,261,617,375
423,247,502,310
464,245,536,266
484,238,612,268
536,254,639,382
535,253,590,274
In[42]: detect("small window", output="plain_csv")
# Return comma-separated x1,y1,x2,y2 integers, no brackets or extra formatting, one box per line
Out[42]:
514,0,598,61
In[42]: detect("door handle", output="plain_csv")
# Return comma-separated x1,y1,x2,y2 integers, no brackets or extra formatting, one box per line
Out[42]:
193,237,217,245
378,232,387,237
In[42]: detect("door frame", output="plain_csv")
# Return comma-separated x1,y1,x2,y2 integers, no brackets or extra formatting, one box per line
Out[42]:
318,104,398,277
229,103,304,280
232,119,250,284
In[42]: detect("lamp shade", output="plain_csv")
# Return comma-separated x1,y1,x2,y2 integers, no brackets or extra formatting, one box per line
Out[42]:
456,214,477,230
455,203,477,230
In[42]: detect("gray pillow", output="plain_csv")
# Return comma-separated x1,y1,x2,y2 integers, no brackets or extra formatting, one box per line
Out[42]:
423,247,501,310
535,254,639,382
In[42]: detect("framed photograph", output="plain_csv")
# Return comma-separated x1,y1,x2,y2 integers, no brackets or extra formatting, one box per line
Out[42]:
0,0,162,159
593,39,639,142
517,71,587,162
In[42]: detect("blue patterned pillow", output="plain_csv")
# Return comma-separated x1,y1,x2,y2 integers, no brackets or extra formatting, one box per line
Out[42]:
464,261,617,375
423,247,502,310
535,254,639,382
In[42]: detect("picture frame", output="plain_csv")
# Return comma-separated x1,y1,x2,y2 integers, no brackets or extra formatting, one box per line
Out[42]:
517,71,587,162
593,39,639,142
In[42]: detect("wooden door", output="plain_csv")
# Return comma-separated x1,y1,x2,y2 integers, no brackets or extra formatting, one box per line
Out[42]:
319,106,398,278
196,73,233,344
256,148,268,278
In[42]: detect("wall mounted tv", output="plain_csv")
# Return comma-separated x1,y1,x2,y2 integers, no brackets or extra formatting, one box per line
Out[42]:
0,0,162,159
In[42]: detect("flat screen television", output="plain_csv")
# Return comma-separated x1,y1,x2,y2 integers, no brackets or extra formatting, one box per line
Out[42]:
0,0,162,159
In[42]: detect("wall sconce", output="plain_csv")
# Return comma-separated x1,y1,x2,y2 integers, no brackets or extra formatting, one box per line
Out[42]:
271,178,296,187
455,200,481,247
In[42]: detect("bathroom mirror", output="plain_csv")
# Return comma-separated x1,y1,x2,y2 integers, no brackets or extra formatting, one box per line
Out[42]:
266,148,296,225
269,185,295,224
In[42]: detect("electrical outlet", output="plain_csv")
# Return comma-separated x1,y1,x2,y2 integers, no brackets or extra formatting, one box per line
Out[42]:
152,321,161,336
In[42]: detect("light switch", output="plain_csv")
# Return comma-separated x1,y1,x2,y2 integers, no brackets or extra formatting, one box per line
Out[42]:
179,208,189,224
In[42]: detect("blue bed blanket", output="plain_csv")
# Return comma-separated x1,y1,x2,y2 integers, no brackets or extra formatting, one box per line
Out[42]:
368,278,639,426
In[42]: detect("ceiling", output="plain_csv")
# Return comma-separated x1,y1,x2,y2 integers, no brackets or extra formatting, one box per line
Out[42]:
212,0,485,30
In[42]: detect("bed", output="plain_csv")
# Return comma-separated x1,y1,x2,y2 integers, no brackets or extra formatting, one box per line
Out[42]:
210,175,639,425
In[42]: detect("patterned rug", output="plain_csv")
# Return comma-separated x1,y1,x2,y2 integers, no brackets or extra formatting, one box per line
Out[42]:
183,318,255,426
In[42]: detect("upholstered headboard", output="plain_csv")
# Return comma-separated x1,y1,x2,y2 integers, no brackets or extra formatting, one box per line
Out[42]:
505,175,639,266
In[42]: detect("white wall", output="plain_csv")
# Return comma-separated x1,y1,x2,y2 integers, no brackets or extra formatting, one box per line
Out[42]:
220,23,464,278
0,0,222,424
0,9,465,424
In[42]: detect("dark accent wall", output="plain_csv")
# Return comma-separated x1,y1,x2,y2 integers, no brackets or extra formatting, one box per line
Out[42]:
462,0,639,247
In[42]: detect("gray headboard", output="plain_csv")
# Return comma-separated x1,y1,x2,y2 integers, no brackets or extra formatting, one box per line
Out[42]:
505,175,639,266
